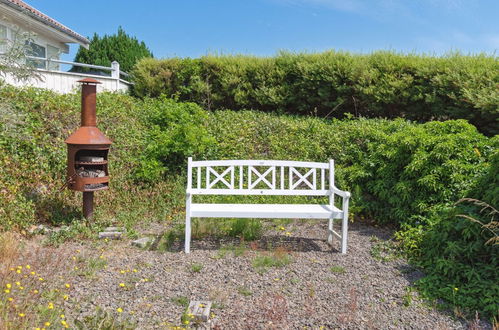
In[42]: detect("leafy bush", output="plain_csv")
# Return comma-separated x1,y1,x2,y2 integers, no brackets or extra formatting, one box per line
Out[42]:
134,96,214,182
413,200,498,320
132,51,499,135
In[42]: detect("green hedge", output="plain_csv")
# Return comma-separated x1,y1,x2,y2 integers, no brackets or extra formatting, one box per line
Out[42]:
132,51,499,136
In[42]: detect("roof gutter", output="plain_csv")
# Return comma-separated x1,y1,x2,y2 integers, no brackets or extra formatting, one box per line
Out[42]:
0,0,90,48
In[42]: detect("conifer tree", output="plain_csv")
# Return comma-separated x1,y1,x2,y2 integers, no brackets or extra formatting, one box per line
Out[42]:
71,26,152,74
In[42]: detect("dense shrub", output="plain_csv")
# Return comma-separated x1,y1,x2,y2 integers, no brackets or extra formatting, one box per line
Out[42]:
134,96,214,182
132,51,499,135
413,200,498,320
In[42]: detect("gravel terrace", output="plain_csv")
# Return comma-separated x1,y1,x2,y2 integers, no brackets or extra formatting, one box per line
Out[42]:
44,220,477,329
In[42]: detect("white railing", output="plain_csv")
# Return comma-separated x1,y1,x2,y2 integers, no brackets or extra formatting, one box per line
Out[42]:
1,54,132,93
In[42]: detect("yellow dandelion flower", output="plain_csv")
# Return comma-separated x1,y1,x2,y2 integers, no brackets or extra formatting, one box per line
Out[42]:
25,265,30,269
454,287,459,292
65,283,70,288
6,283,11,288
17,266,22,269
55,289,59,292
44,322,51,326
39,277,44,281
99,255,104,259
19,286,24,290
76,249,81,253
199,303,205,308
8,297,13,302
4,289,9,293
48,302,54,309
119,283,125,287
36,328,41,330
60,314,65,319
18,313,25,317
33,289,39,294
9,267,14,271
285,232,291,236
63,294,69,300
15,281,20,286
16,269,21,274
210,312,215,319
61,320,68,328
30,271,36,275
120,270,125,274
279,226,285,231
117,307,123,313
72,256,76,261
132,269,138,273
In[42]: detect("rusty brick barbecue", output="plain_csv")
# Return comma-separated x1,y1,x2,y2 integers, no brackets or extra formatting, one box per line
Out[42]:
65,78,111,219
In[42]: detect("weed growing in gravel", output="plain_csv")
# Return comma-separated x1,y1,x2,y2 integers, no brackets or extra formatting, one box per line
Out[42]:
78,256,107,279
171,296,189,307
0,253,74,328
252,247,292,273
190,263,203,273
403,287,416,307
370,237,400,262
237,286,252,297
215,243,247,259
73,306,136,329
330,266,346,274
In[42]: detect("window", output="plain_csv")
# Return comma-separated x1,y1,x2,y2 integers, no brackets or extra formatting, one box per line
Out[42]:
25,41,46,69
47,45,59,70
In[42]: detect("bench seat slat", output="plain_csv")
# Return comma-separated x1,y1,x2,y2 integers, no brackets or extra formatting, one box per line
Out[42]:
190,203,342,219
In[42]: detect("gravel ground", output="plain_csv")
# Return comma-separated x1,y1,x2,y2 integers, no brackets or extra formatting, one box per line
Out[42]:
63,221,473,329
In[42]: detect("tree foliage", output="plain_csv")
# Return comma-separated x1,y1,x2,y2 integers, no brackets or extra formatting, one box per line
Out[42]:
72,26,152,74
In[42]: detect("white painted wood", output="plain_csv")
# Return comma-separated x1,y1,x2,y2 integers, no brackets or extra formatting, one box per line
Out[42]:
184,159,351,254
191,159,329,168
191,203,342,219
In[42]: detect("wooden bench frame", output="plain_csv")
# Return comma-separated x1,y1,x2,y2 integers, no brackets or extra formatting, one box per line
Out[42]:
185,158,351,254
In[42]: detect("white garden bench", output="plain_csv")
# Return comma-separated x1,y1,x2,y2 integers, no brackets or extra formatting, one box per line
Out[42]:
185,158,351,254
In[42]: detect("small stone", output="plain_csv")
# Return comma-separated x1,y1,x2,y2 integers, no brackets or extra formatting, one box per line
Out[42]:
104,227,123,232
187,300,212,323
132,237,153,248
98,232,122,239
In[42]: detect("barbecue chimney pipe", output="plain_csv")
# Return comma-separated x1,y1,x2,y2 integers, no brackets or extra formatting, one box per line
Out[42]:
81,79,97,127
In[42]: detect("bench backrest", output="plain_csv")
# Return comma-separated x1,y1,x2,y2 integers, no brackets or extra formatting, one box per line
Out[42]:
187,158,334,196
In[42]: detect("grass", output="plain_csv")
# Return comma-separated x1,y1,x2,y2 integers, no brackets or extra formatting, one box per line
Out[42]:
215,243,247,259
252,247,292,273
190,263,203,273
78,256,107,279
171,296,189,307
237,286,252,297
330,266,346,274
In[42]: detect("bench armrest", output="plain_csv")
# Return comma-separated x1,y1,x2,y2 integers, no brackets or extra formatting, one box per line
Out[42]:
332,187,351,199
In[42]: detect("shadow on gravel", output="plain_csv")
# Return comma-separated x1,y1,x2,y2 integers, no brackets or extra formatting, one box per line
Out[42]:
166,235,327,253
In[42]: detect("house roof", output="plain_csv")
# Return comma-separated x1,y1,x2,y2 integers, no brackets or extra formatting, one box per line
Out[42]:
0,0,90,47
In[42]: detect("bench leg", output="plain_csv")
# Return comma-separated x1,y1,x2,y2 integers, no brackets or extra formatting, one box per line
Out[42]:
341,213,348,254
185,215,191,253
327,218,334,245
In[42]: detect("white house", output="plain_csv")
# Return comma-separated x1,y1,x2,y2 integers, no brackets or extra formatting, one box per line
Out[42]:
0,0,130,93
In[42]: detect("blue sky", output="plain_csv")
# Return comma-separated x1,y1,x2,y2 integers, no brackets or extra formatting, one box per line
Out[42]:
28,0,499,61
